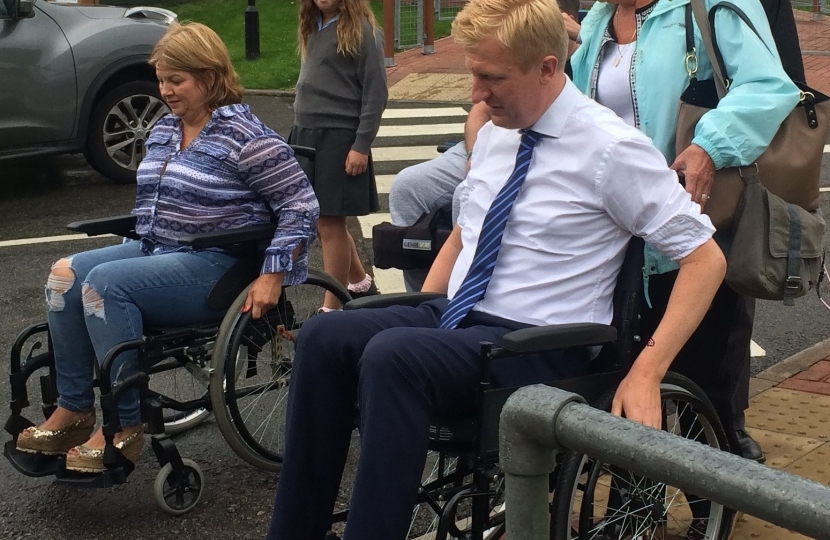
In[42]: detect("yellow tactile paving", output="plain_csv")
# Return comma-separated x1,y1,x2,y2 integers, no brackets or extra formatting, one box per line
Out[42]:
388,73,472,102
745,387,830,442
749,377,776,398
784,444,830,487
747,428,824,469
731,513,812,540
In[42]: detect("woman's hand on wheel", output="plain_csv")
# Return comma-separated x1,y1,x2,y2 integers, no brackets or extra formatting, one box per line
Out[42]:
243,273,284,319
670,144,715,209
345,150,369,176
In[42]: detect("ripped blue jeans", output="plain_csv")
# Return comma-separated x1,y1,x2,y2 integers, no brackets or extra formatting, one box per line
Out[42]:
46,241,237,427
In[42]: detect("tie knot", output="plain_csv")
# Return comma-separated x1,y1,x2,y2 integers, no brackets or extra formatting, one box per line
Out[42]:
520,129,543,148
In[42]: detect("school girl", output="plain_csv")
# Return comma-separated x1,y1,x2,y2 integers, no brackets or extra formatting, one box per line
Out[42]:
291,0,388,309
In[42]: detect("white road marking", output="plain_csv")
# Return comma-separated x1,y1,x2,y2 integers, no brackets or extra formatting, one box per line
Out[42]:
376,123,464,138
372,146,440,162
373,267,407,294
751,340,766,357
376,174,395,194
820,186,829,192
824,144,830,153
382,107,468,119
357,212,391,238
0,233,113,248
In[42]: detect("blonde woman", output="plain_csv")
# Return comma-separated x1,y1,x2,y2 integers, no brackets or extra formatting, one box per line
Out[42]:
15,23,319,473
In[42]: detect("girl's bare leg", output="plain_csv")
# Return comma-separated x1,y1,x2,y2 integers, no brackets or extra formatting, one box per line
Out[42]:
317,215,367,309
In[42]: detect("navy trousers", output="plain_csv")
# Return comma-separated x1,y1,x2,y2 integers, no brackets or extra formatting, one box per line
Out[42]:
265,299,589,540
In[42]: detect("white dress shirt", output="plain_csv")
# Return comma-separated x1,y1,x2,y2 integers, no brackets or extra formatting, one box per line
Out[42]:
449,79,714,327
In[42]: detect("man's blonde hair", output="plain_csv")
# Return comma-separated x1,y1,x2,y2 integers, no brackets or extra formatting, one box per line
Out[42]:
149,22,243,110
452,0,568,72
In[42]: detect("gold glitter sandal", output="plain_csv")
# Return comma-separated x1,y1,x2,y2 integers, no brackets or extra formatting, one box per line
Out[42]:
16,410,95,456
65,428,144,473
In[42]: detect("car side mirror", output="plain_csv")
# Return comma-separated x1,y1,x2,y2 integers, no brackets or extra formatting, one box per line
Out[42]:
3,0,34,18
18,0,34,17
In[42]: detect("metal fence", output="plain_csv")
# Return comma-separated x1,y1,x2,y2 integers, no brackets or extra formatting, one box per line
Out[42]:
500,385,830,540
396,0,424,49
435,0,467,21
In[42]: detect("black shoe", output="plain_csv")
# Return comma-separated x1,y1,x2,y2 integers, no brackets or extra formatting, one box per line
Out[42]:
349,280,379,299
735,429,765,463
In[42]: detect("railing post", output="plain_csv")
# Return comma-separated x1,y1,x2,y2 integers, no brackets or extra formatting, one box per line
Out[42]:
813,0,824,21
383,0,396,67
423,0,435,54
245,0,260,60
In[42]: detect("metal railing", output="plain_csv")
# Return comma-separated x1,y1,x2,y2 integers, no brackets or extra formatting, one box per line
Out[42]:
499,384,830,540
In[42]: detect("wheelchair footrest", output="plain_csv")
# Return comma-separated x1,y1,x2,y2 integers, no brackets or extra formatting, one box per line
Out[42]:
3,440,60,477
53,458,131,488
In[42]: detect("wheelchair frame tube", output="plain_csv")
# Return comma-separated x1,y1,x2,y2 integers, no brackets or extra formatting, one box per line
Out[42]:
499,384,830,540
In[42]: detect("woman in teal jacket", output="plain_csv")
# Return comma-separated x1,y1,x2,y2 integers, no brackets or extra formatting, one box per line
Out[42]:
568,0,799,463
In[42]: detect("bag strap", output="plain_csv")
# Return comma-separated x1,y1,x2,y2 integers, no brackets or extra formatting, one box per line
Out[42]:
785,204,804,306
690,0,776,99
689,0,728,98
684,5,698,82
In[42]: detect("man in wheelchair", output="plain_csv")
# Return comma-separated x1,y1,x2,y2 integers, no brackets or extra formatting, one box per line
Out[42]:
13,23,320,474
264,0,726,538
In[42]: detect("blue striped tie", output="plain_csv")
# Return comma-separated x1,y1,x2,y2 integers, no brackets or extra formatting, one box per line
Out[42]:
439,129,543,330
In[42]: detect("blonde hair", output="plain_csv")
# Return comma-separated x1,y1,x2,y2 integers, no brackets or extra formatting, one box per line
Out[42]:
149,22,243,110
298,0,378,59
452,0,568,72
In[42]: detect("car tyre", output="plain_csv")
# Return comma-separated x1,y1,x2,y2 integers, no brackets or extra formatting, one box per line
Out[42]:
85,80,169,184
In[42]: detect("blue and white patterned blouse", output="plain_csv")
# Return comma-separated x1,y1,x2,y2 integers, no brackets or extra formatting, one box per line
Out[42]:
134,103,320,286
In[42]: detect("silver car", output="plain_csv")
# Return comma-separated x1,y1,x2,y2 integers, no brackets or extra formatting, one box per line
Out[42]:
0,0,176,183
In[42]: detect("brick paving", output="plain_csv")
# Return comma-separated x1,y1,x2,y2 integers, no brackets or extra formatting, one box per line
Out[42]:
778,358,830,394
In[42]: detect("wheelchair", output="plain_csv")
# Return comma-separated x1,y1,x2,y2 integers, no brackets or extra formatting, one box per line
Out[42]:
3,147,353,515
335,236,735,540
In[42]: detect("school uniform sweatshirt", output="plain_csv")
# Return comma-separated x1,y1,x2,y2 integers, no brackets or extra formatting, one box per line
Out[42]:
293,21,388,155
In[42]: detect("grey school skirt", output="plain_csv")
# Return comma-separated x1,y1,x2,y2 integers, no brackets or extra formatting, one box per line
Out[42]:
288,126,379,217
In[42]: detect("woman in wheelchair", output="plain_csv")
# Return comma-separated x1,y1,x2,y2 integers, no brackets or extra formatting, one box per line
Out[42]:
15,22,319,473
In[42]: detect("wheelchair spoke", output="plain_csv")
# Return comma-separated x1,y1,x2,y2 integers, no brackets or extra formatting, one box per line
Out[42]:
212,274,349,472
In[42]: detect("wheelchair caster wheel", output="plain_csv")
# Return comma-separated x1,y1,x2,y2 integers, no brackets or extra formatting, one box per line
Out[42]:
153,458,204,515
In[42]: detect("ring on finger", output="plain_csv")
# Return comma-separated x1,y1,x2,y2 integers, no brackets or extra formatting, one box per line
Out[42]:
700,193,711,201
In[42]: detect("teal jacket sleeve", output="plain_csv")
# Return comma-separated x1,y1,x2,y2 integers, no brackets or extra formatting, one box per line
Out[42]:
691,0,800,169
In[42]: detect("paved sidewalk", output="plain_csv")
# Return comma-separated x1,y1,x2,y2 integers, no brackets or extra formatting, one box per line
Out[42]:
384,14,830,540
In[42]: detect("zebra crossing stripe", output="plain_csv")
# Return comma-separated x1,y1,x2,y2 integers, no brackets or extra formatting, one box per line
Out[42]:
382,107,468,119
376,123,464,138
376,175,394,194
372,146,440,162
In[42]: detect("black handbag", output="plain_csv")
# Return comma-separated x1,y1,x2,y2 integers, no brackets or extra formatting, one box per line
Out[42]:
372,204,453,270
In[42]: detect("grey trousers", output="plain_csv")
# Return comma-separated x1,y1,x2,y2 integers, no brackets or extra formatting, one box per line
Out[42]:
388,141,469,291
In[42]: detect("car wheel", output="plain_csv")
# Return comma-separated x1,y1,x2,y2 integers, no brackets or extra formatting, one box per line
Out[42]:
85,80,169,184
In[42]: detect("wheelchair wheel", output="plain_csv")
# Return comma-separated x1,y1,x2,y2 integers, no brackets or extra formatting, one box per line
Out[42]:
407,452,505,540
550,372,734,540
148,357,211,436
209,269,351,471
153,458,205,515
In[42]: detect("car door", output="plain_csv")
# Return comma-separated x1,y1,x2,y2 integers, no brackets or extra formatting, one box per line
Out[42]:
0,1,77,148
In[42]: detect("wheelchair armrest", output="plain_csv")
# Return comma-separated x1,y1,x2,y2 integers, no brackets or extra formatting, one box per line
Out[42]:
344,292,446,310
176,224,277,249
290,144,316,161
501,323,617,354
67,215,137,238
